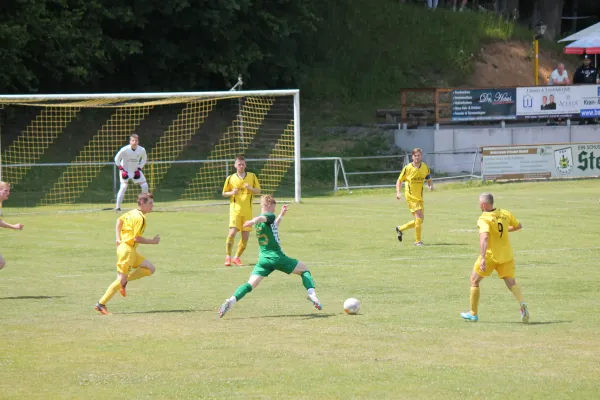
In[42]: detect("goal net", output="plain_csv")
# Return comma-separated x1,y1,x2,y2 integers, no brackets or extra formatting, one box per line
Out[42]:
0,90,300,213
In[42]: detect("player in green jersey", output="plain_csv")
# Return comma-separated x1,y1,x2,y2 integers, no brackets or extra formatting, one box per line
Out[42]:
218,195,322,318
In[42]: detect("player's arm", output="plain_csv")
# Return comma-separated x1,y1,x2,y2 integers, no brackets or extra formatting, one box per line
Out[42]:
425,167,434,191
479,232,489,272
275,204,288,227
134,235,161,244
0,219,23,230
116,218,124,246
222,177,238,197
396,168,406,199
508,213,522,232
139,148,147,169
243,215,268,228
244,174,261,194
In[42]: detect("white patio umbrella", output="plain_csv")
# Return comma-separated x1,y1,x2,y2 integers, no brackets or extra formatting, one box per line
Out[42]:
559,22,600,42
563,34,600,54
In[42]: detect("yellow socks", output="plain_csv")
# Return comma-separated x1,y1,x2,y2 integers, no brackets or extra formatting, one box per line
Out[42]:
470,286,480,315
235,239,248,258
128,267,152,281
399,220,415,231
415,218,423,242
510,284,524,304
99,279,121,305
225,236,234,256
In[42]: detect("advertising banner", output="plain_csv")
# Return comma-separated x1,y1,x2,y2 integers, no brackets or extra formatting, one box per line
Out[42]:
481,143,600,180
516,86,584,118
579,85,600,118
451,89,517,121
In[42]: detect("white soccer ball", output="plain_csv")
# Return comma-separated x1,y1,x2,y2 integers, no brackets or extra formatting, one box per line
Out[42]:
343,298,361,315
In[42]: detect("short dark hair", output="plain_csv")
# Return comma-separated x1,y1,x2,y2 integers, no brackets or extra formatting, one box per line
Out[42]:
130,134,139,139
137,192,154,206
235,155,245,162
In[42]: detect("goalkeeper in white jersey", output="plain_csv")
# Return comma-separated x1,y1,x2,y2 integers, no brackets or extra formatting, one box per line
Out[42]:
114,134,148,211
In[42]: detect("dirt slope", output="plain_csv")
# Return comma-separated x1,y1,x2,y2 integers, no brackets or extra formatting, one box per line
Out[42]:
466,40,580,87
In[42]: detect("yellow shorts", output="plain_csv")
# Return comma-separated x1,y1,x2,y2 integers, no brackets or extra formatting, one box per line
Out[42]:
407,200,424,214
116,244,146,275
229,214,253,232
473,256,515,279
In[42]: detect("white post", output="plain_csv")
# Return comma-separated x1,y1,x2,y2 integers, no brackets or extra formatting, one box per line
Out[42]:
334,159,338,192
293,91,301,203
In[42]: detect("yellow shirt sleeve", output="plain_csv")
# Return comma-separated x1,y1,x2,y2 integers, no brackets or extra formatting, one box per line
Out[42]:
252,173,261,190
509,212,520,228
398,166,407,183
477,218,490,234
222,175,233,194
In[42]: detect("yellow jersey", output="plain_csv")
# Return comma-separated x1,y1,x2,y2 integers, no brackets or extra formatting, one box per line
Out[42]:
223,172,261,215
398,162,431,202
477,208,520,264
119,209,147,247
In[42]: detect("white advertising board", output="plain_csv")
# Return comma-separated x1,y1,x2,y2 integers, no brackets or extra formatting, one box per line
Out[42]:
516,86,583,118
482,143,600,180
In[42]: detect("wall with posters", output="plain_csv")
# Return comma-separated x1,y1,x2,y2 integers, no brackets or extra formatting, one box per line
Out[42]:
394,125,600,174
481,143,600,180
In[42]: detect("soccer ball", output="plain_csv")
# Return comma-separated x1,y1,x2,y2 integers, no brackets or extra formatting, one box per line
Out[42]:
343,298,360,315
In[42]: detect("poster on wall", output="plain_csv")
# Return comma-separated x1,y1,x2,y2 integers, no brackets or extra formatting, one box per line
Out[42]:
516,86,583,118
481,143,600,180
451,89,516,121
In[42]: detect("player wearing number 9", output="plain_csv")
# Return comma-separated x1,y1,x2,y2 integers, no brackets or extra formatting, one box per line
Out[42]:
460,192,531,324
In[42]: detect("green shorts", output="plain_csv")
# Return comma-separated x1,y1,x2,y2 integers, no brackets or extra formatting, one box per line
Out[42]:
251,254,299,277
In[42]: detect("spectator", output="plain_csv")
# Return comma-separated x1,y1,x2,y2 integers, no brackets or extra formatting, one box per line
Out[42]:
573,55,598,84
573,55,598,124
549,63,570,86
426,0,439,9
453,0,467,11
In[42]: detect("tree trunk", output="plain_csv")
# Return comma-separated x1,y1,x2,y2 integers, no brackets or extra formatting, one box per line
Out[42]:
496,0,520,19
533,0,565,40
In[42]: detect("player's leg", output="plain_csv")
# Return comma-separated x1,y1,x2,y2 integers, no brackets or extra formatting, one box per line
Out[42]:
115,178,129,211
124,256,154,297
233,227,250,266
0,254,5,270
291,260,322,310
96,271,128,315
96,246,132,313
461,257,489,321
225,214,241,266
499,261,529,323
414,206,424,246
134,171,149,193
396,202,417,242
219,265,271,318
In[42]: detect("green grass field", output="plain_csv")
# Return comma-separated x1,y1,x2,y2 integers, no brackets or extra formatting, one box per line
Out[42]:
1,180,599,399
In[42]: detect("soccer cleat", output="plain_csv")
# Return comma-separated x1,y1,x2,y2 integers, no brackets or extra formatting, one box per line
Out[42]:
218,298,233,318
120,282,127,297
396,226,403,242
415,241,424,246
520,302,530,324
224,256,231,267
232,257,243,266
94,303,109,315
307,294,323,311
461,311,478,322
115,208,121,212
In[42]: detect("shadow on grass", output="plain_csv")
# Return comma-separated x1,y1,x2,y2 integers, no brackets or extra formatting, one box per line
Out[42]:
230,313,336,320
118,309,206,315
479,320,572,325
426,243,469,246
0,296,65,300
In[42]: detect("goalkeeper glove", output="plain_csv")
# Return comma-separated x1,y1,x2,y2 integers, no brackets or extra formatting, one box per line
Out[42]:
119,167,129,179
134,168,141,179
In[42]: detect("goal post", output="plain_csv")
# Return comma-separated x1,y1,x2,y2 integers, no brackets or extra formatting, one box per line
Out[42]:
0,90,301,213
